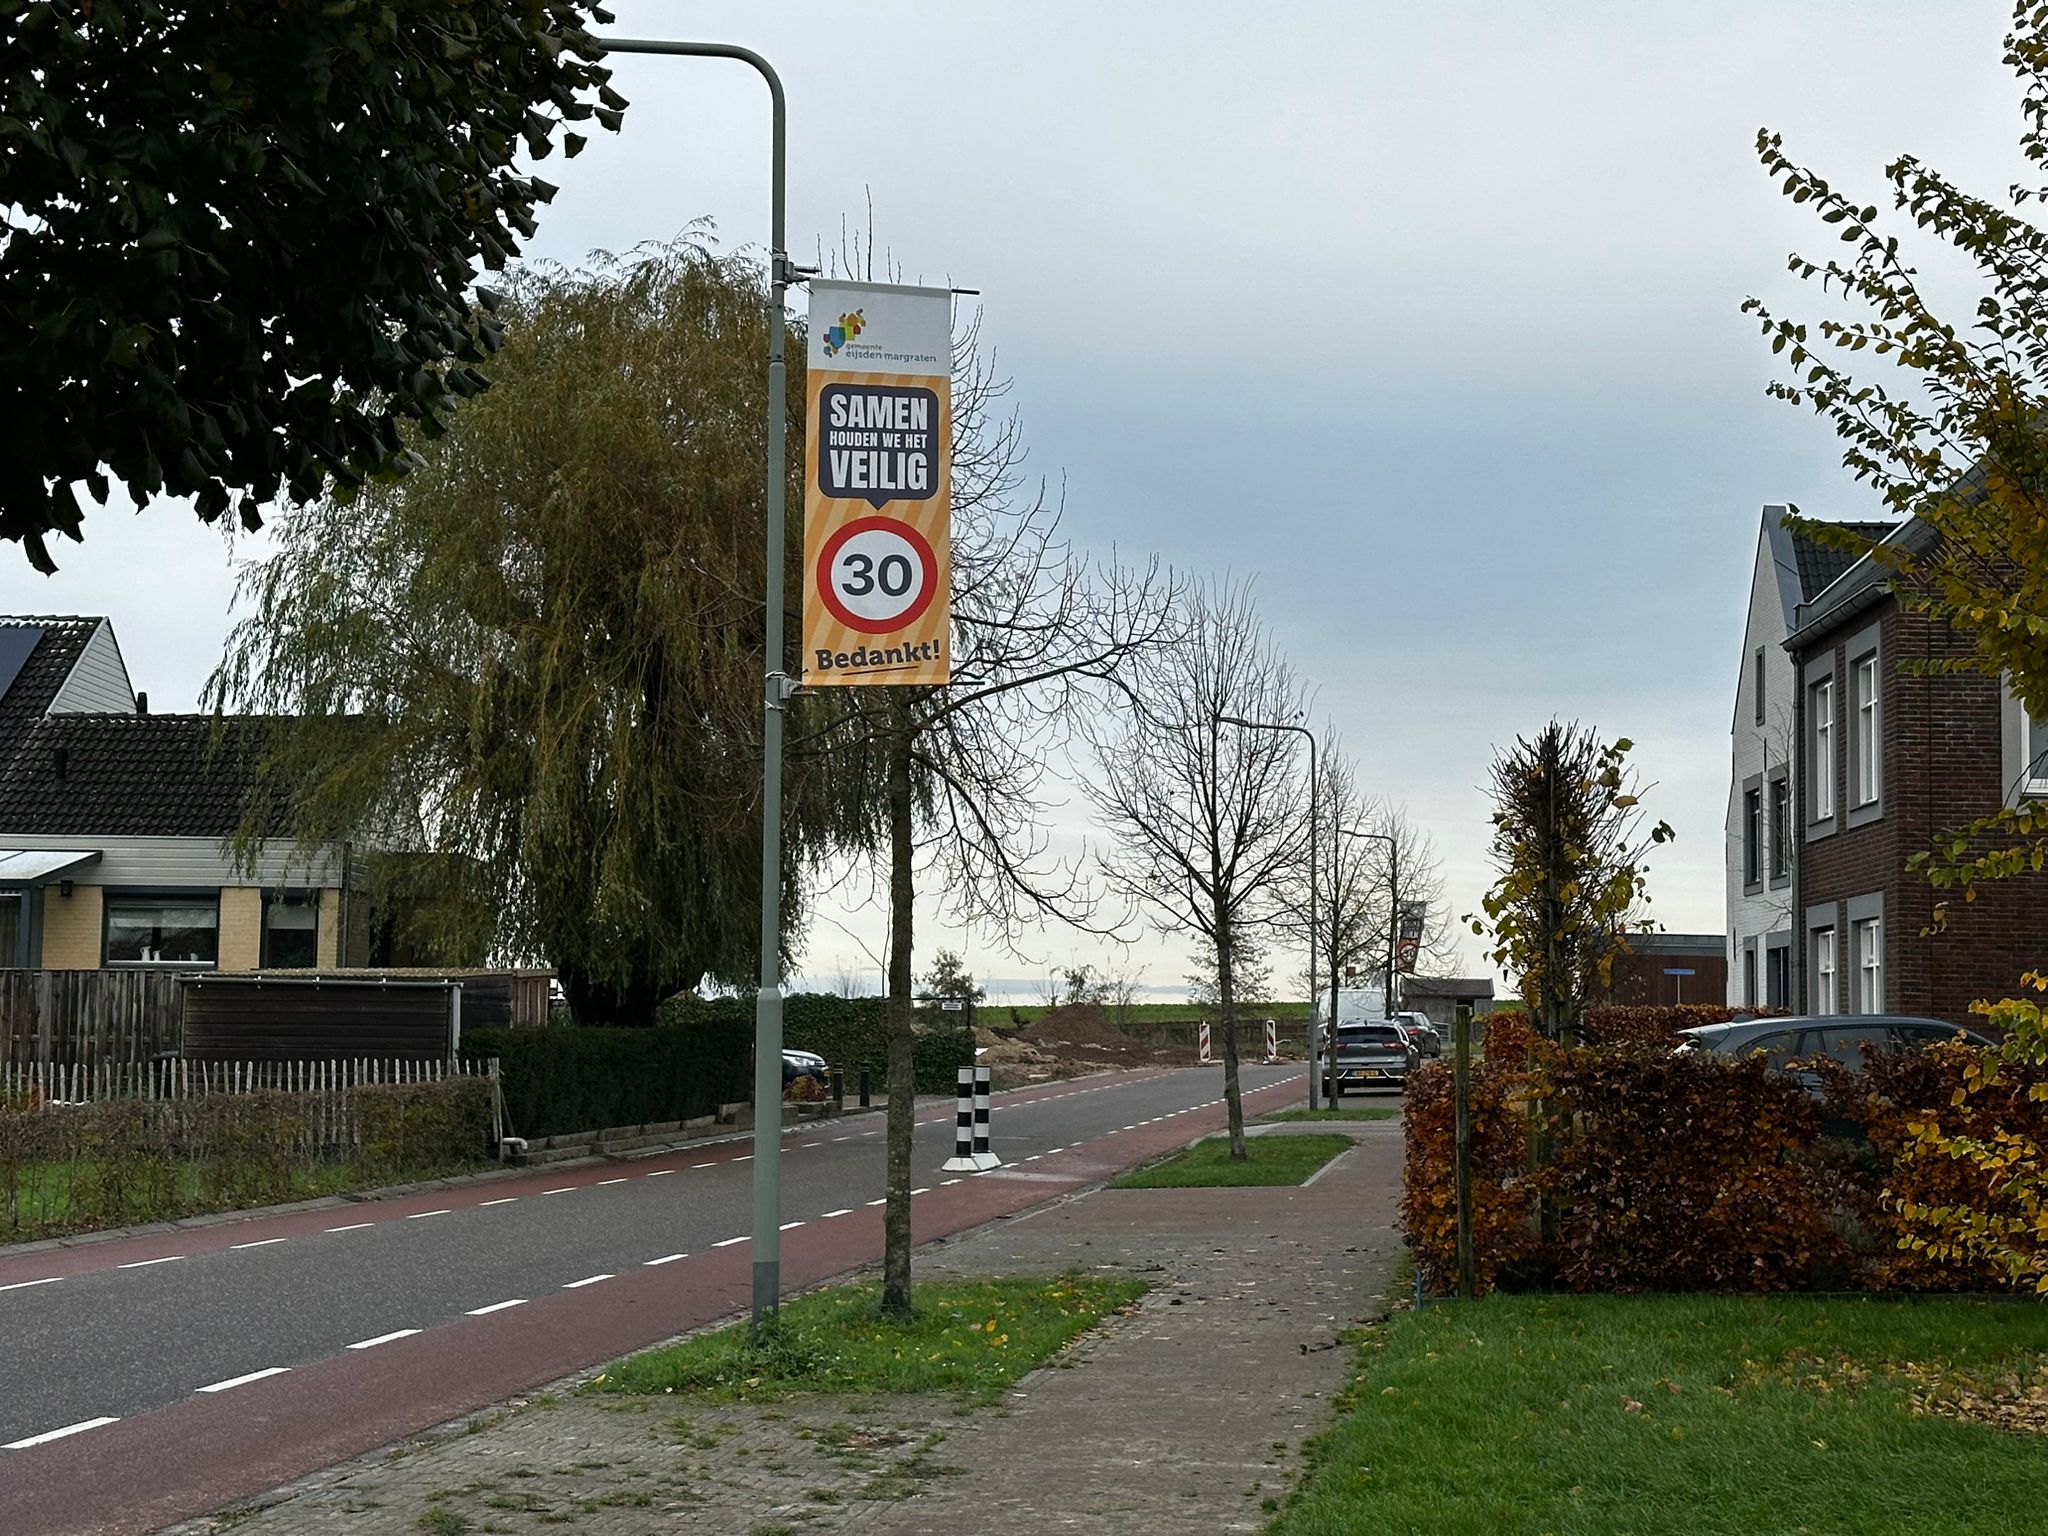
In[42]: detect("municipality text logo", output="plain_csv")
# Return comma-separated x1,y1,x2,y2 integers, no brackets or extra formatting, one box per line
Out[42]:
822,309,866,357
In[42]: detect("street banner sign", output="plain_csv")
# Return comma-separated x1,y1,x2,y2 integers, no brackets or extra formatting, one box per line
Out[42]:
803,280,953,686
1395,899,1427,974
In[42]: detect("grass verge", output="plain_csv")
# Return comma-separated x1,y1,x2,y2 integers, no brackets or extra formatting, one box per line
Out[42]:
1260,1107,1398,1124
1112,1132,1352,1189
1273,1292,2048,1536
592,1273,1144,1402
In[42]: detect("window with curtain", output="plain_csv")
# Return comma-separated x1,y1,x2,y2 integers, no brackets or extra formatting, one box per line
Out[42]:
104,895,219,966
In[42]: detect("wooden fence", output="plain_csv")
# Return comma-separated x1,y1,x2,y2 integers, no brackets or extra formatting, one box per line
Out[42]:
0,968,181,1066
2,1055,480,1103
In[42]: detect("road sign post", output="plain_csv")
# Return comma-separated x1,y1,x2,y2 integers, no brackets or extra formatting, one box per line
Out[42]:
802,281,954,688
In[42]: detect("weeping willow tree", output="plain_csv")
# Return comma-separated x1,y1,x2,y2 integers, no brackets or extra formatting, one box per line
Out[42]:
208,238,863,1023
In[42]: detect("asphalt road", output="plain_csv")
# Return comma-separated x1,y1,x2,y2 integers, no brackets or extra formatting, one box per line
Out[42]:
0,1063,1308,1535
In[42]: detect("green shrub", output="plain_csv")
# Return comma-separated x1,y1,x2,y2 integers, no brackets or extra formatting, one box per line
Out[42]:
662,993,975,1096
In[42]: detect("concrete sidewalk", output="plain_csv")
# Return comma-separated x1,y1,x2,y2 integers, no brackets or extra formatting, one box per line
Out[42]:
175,1114,1406,1536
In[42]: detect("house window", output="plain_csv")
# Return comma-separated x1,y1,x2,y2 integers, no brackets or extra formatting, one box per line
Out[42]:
1852,654,1880,806
1770,778,1789,879
1744,788,1762,886
1743,946,1757,1008
1754,647,1765,725
1812,676,1835,820
1855,917,1883,1013
1766,945,1789,1009
1814,928,1837,1015
2029,709,2048,796
105,894,219,967
263,894,319,969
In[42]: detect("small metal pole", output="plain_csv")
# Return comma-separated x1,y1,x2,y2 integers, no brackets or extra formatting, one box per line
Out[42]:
829,1064,844,1114
858,1067,871,1109
1453,1001,1475,1300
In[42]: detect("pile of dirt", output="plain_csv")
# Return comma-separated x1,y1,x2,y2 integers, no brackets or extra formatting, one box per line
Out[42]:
985,1004,1201,1083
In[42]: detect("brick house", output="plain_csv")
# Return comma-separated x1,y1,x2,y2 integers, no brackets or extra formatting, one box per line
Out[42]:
0,616,353,971
1779,522,2048,1023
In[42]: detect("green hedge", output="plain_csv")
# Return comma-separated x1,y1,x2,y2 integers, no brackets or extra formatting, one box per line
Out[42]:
471,994,976,1141
663,993,976,1096
463,1015,753,1140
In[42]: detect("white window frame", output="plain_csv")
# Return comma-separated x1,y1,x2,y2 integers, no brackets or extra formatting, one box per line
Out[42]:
2029,707,2048,797
1853,654,1880,807
1813,677,1835,821
1814,928,1837,1016
1855,917,1883,1014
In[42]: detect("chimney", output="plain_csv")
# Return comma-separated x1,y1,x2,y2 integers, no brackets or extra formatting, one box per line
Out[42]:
52,746,67,781
135,691,148,715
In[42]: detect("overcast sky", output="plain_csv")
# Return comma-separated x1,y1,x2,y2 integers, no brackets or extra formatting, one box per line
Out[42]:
1,1,2027,1001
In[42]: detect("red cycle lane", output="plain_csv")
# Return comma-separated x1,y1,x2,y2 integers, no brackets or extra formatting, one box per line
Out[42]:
0,1071,1301,1536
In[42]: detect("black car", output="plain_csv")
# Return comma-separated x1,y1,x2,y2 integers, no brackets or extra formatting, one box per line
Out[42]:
781,1048,828,1087
1677,1014,1994,1092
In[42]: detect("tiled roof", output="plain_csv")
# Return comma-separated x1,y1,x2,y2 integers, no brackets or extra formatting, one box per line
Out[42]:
1790,523,1890,602
0,713,286,839
0,618,96,769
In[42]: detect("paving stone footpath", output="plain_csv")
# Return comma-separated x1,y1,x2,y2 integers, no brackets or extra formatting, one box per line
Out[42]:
174,1116,1405,1536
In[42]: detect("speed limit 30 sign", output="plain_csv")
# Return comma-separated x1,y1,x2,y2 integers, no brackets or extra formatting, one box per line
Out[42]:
802,280,952,686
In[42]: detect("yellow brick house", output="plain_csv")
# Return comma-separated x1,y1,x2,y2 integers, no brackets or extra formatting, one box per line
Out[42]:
0,617,353,972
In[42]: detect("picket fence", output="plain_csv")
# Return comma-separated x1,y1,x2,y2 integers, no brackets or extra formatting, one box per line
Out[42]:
1,1055,482,1104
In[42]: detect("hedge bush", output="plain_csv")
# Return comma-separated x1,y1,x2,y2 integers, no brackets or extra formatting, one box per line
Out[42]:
1404,1021,2048,1295
662,993,975,1096
0,1078,492,1242
473,993,977,1140
1482,1003,1789,1051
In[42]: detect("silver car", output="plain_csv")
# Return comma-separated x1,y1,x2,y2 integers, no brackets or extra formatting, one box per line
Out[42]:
1324,1021,1418,1097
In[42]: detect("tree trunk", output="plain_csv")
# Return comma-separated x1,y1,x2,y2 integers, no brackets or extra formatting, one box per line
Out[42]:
880,695,918,1317
1213,896,1247,1160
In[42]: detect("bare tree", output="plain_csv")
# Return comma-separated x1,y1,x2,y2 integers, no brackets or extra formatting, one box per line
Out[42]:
1084,578,1309,1158
812,288,1182,1316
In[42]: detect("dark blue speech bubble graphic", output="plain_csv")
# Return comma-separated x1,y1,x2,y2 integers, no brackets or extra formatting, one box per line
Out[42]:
818,383,940,509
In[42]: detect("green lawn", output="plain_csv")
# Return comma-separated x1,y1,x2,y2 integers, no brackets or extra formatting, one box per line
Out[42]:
1274,1292,2048,1536
1112,1132,1352,1189
592,1274,1145,1402
1260,1107,1399,1123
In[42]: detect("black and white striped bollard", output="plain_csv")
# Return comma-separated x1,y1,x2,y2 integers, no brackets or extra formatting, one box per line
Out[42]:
972,1065,999,1170
943,1066,978,1171
943,1064,1003,1172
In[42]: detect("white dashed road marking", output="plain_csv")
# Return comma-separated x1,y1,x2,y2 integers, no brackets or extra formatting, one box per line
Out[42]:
467,1299,526,1316
0,1276,62,1294
117,1256,183,1269
347,1329,420,1350
713,1236,748,1248
820,1209,852,1218
197,1367,289,1394
478,1197,519,1207
644,1254,687,1266
407,1210,450,1221
325,1222,375,1233
4,1416,118,1450
563,1274,611,1289
231,1238,288,1250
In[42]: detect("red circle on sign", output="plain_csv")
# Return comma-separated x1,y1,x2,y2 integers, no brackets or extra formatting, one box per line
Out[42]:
816,516,940,635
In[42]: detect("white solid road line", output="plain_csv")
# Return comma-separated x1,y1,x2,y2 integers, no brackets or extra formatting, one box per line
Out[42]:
116,1255,183,1269
4,1416,119,1451
562,1274,611,1289
478,1197,519,1207
346,1329,421,1350
466,1299,527,1316
231,1237,288,1250
325,1221,376,1233
197,1367,289,1394
0,1276,62,1293
643,1254,687,1266
712,1235,748,1248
